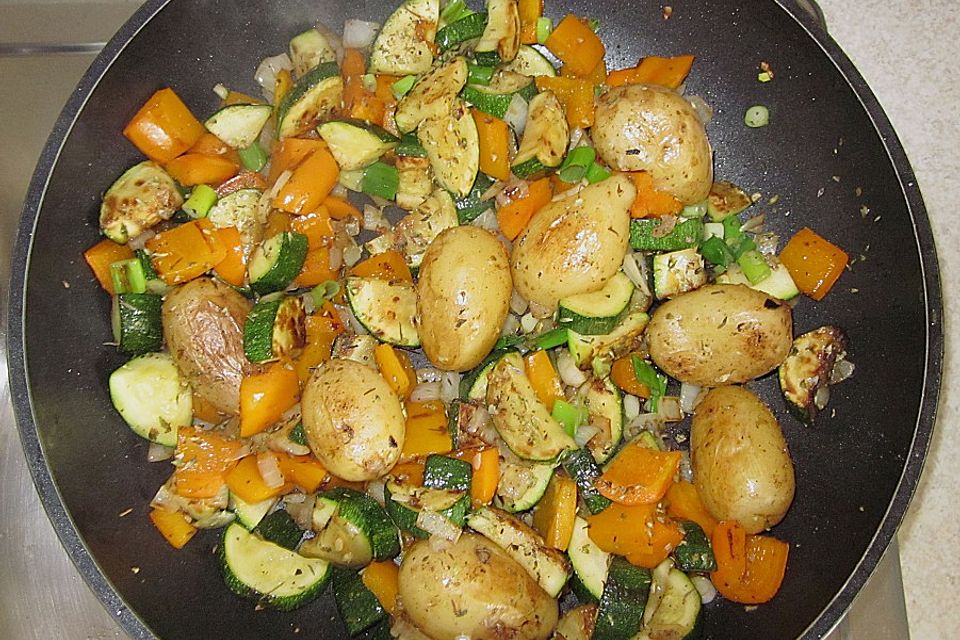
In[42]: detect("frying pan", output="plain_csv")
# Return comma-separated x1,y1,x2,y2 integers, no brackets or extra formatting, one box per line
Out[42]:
6,0,942,638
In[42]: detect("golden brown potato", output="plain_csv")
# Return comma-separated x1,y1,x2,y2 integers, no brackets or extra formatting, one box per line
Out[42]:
162,277,254,415
647,284,793,386
511,175,634,313
398,533,558,640
691,385,796,533
417,226,512,371
301,359,405,481
593,84,713,205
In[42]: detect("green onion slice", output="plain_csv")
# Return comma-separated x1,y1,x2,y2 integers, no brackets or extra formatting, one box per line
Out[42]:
391,74,417,99
238,142,268,172
536,17,553,44
631,356,667,413
310,280,341,307
109,258,147,294
744,105,770,128
467,64,495,86
737,250,772,284
552,399,589,437
182,184,218,219
558,146,596,183
585,161,611,184
361,161,400,201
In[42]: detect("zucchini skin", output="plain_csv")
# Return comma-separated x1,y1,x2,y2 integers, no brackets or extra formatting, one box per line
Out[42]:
629,218,705,251
254,509,304,551
561,448,612,514
423,454,473,492
332,567,388,636
436,12,488,51
673,520,717,572
321,487,401,561
593,558,652,640
115,293,163,355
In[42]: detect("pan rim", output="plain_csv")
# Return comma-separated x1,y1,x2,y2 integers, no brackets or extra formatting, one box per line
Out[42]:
4,1,942,638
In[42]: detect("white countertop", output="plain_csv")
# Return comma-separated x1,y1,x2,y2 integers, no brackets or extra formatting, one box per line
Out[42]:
0,0,956,638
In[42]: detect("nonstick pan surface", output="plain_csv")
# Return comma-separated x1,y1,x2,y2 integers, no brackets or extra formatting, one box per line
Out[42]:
7,0,941,638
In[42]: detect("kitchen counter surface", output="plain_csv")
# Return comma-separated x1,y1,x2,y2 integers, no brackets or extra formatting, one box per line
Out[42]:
0,0,955,638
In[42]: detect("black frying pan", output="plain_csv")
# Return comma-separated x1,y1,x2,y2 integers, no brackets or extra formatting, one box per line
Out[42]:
6,0,942,638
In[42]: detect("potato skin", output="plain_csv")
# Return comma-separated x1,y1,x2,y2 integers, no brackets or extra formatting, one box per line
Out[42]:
647,284,793,386
398,533,558,640
593,84,713,205
162,277,254,415
691,386,796,533
301,359,405,481
511,174,634,313
417,226,512,371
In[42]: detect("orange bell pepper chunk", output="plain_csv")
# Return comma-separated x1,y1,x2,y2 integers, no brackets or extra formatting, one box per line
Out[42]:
472,109,511,181
289,207,336,250
362,561,401,615
350,249,413,283
518,0,543,44
239,364,301,437
607,55,695,90
149,508,198,549
212,226,247,287
531,472,578,550
562,57,607,85
323,195,363,222
83,238,135,294
449,447,500,505
225,454,291,504
172,426,244,499
188,132,240,163
711,520,790,604
146,220,227,285
586,502,684,567
535,75,595,128
779,227,848,301
496,177,553,241
610,354,652,398
544,15,605,77
665,481,719,536
264,210,293,238
627,171,683,218
294,313,344,382
523,350,563,412
123,88,205,163
375,343,416,399
401,400,451,460
275,453,328,493
269,138,327,183
273,145,339,215
595,440,682,505
164,153,239,187
274,69,293,106
295,247,340,288
191,394,224,424
390,461,426,486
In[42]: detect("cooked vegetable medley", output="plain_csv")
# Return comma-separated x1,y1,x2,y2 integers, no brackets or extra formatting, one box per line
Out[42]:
85,0,858,637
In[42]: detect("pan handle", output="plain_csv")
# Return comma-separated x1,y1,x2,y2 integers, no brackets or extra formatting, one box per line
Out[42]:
791,0,829,32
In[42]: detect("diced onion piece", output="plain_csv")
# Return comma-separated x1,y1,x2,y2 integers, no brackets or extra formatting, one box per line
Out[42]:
657,396,683,423
416,367,443,383
557,350,587,387
147,442,174,462
366,480,386,506
510,289,529,315
254,53,293,101
363,204,389,231
343,19,380,49
469,208,498,231
814,384,831,411
692,575,718,604
627,413,664,440
679,382,703,414
283,493,316,530
193,510,236,529
500,313,520,338
520,312,538,334
342,242,363,267
831,358,855,384
440,372,461,404
336,303,368,334
503,93,529,135
686,95,714,124
327,244,344,271
574,423,601,448
150,482,180,513
622,252,652,298
623,394,641,420
410,381,442,402
257,452,285,489
417,509,462,546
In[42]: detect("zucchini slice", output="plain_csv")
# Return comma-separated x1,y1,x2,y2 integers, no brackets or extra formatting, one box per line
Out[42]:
502,44,557,77
673,520,717,572
568,515,611,602
206,187,265,264
593,557,652,640
395,56,468,133
629,218,704,252
204,104,272,149
495,459,555,512
395,155,433,210
332,567,389,636
454,172,495,224
436,11,488,51
778,325,851,423
636,566,702,640
384,477,471,538
561,448,612,514
300,487,400,567
276,61,342,139
567,311,650,370
332,333,380,368
582,377,624,463
417,98,480,198
512,90,568,177
485,352,579,461
466,506,571,597
423,454,473,492
254,509,304,550
248,231,309,296
558,272,635,336
707,180,752,221
460,70,536,119
109,352,191,448
243,295,307,363
99,161,183,243
289,28,337,78
219,522,330,611
652,248,707,300
392,188,458,268
318,119,399,170
555,605,598,640
474,0,521,65
716,261,800,300
229,494,277,530
460,346,511,400
345,276,420,347
369,0,440,76
112,293,163,355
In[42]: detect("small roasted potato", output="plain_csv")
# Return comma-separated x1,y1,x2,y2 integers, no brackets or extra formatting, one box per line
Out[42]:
691,385,796,533
647,284,793,386
511,175,634,313
593,84,713,205
417,226,512,371
301,359,405,481
162,277,254,415
398,533,558,640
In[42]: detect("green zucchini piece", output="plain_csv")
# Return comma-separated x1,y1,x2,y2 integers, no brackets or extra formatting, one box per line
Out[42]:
629,218,705,251
300,487,400,567
466,506,570,597
593,557,652,640
206,187,263,263
512,91,567,176
673,520,717,572
318,119,398,170
345,276,420,347
707,180,752,221
395,131,428,157
716,261,800,301
99,161,183,243
502,44,557,77
637,567,702,640
495,459,555,512
248,232,309,295
332,567,388,636
289,28,337,77
454,172,495,224
567,311,650,371
423,454,473,492
436,12,488,51
112,293,163,355
384,477,470,538
558,272,634,335
474,0,521,64
395,56,468,133
778,325,850,423
417,98,479,198
561,448,612,514
460,70,536,118
254,509,304,551
229,494,277,530
652,248,707,300
109,352,191,448
369,0,440,76
276,61,342,139
204,104,272,149
219,522,330,611
459,346,510,399
568,516,611,602
392,188,459,268
243,295,306,363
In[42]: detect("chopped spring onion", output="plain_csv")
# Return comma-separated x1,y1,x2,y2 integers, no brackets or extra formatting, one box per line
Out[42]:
758,71,773,83
396,132,427,157
238,141,268,172
109,258,147,294
737,249,772,284
722,215,756,258
533,327,569,350
288,421,307,446
536,17,553,44
558,146,596,183
631,356,667,413
587,17,601,32
495,333,526,350
680,199,708,219
362,161,400,200
467,63,495,86
700,236,732,266
744,105,770,128
585,161,611,184
361,73,378,92
391,74,417,99
310,280,341,307
552,399,589,437
182,184,218,219
440,0,474,24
